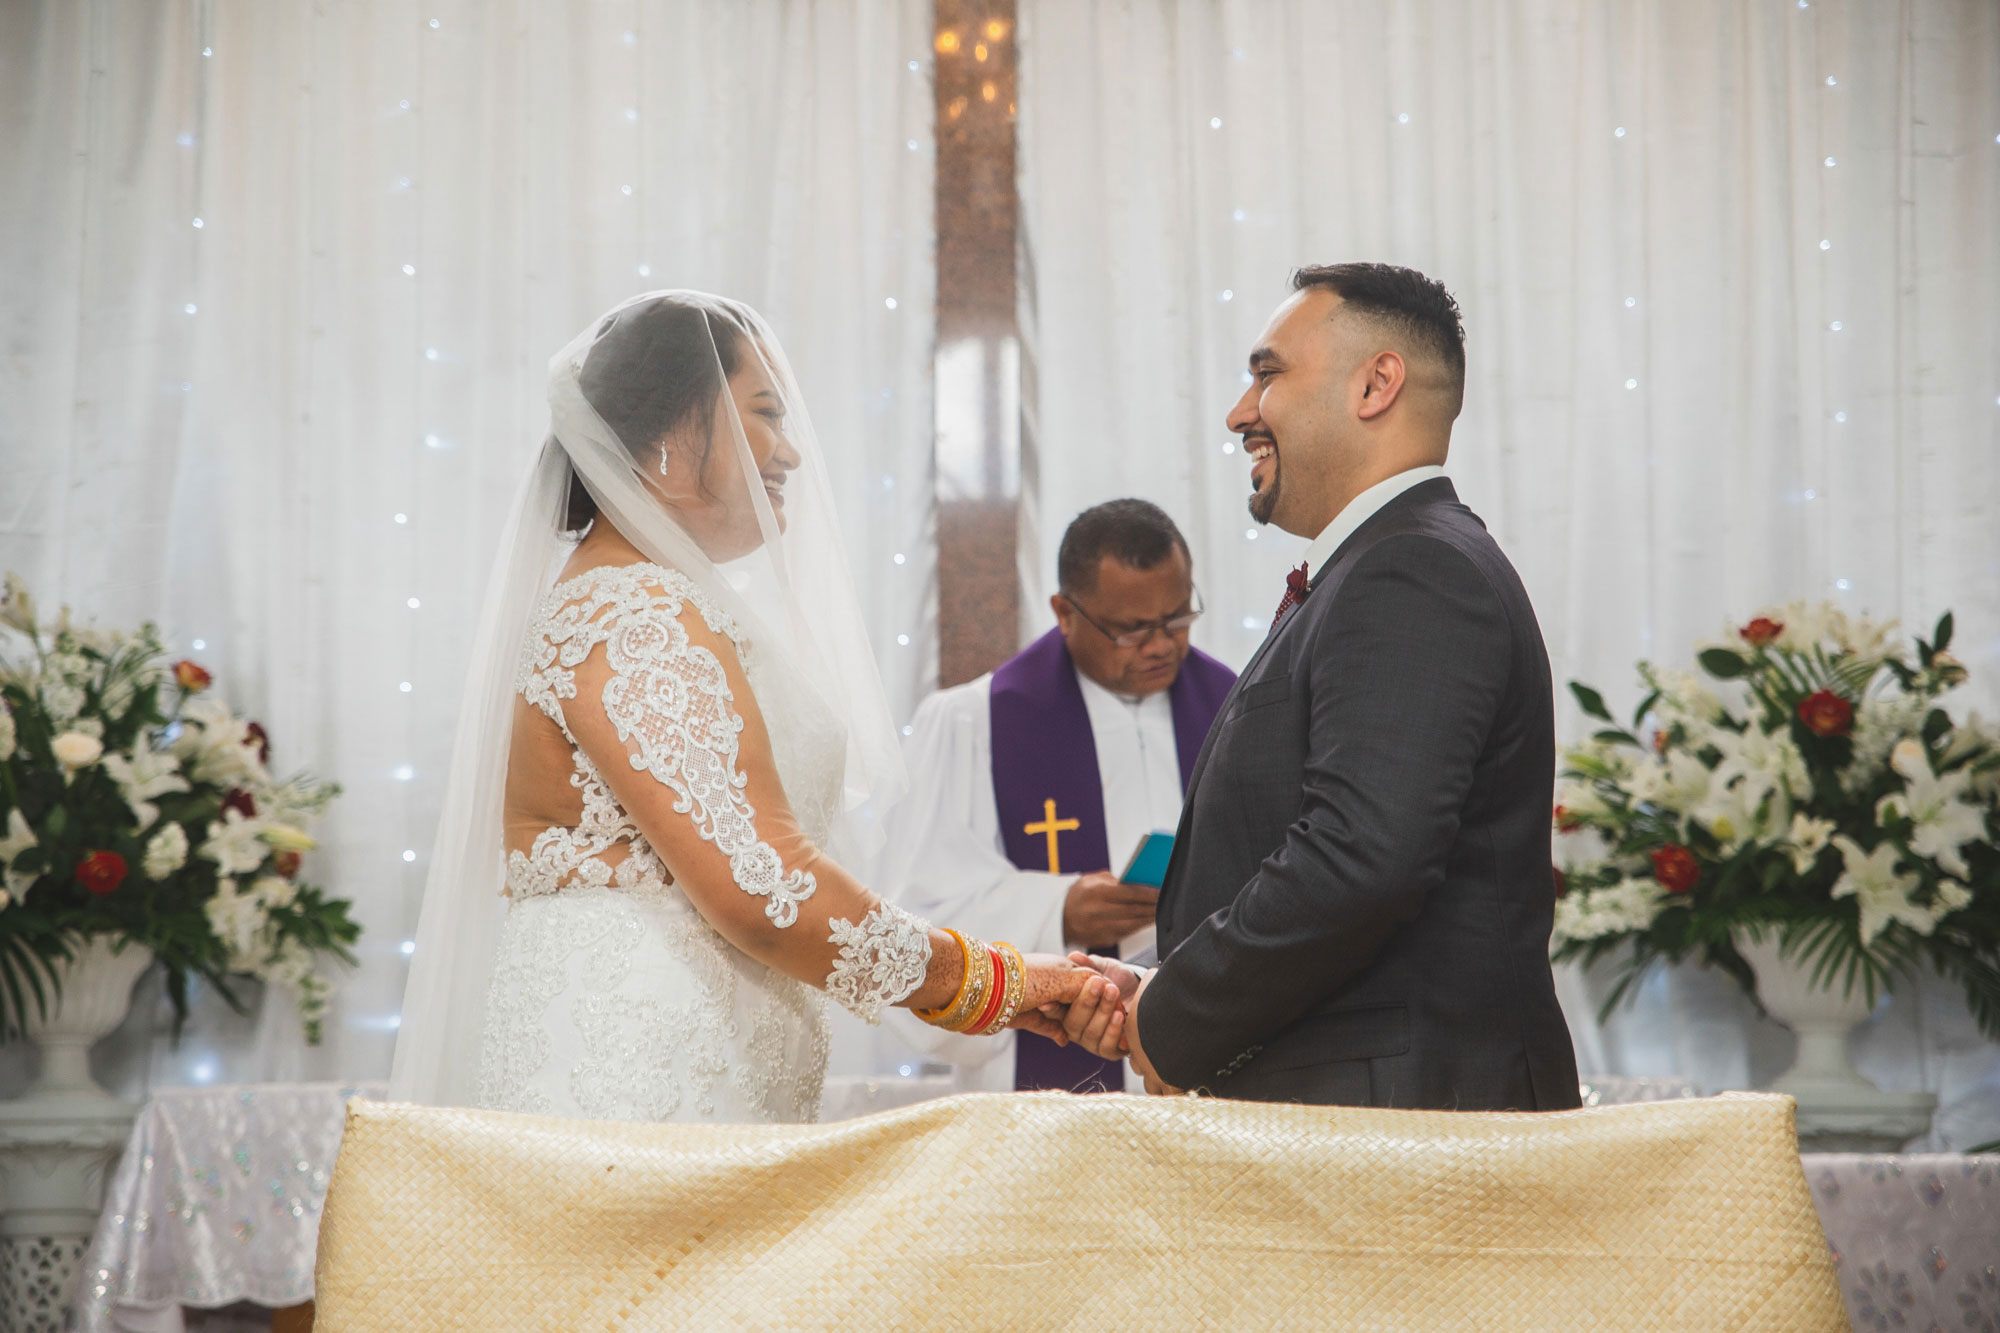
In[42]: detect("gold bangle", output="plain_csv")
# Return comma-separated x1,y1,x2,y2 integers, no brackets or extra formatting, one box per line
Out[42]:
913,929,971,1021
922,932,990,1032
976,941,1027,1036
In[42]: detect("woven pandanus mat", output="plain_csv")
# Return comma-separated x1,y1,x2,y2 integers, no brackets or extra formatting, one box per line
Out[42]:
314,1090,1847,1331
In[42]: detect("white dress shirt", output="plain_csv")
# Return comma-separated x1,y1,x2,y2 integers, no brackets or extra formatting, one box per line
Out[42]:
1301,465,1448,578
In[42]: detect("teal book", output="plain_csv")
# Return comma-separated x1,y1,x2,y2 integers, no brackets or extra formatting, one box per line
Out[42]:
1118,831,1176,888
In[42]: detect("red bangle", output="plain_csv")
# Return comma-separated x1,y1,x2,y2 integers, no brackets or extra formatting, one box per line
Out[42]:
967,945,1007,1034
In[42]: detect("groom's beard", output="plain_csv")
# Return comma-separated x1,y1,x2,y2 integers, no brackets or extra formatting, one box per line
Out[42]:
1248,455,1279,525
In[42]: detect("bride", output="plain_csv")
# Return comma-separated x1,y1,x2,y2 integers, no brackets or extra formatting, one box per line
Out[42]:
388,292,1096,1122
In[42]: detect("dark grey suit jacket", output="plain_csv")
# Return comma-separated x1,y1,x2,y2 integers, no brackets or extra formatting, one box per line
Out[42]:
1141,478,1579,1111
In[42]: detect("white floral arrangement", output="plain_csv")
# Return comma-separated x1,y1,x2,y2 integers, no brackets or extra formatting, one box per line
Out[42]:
1551,602,2000,1036
0,573,359,1041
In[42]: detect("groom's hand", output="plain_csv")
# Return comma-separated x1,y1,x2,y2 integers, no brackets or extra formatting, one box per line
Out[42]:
1054,953,1140,1060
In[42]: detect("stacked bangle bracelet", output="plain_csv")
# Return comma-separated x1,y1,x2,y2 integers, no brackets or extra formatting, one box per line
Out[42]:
914,928,1026,1037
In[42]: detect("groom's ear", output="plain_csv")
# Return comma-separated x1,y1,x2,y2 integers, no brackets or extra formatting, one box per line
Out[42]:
1355,349,1408,420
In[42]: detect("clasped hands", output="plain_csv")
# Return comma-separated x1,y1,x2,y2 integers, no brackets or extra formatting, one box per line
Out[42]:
1012,951,1183,1096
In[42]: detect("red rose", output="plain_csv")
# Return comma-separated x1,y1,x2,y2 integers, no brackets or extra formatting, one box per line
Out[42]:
245,721,271,765
76,850,128,896
1551,866,1567,899
1650,844,1700,894
223,788,258,819
1741,617,1784,647
1797,690,1854,738
173,660,213,692
273,850,302,879
1553,804,1584,832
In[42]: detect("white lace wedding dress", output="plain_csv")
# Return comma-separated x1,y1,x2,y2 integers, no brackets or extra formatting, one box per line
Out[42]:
473,562,924,1124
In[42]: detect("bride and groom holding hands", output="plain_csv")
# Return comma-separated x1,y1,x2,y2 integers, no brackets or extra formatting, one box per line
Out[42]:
388,261,1578,1124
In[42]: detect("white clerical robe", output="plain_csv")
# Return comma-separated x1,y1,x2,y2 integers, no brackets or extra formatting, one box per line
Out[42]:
872,665,1187,1093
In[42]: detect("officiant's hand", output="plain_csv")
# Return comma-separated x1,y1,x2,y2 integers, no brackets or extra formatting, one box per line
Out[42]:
1062,872,1159,951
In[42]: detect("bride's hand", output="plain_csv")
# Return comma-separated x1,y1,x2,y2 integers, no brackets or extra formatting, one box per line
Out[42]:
1005,953,1098,1044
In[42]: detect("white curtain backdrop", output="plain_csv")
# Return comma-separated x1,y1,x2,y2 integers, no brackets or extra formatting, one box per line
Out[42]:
0,0,936,1092
1019,0,2000,1147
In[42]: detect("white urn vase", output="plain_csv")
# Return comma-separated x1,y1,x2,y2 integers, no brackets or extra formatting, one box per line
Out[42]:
14,935,154,1103
1733,927,1934,1150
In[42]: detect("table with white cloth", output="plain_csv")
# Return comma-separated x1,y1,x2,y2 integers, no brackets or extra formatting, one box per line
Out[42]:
73,1079,2000,1330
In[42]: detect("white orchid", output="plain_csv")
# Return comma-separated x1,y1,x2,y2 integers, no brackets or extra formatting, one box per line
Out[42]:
1830,836,1933,944
199,809,270,877
143,823,190,880
103,747,190,830
1878,740,1989,878
1785,813,1837,875
1552,877,1675,946
0,808,38,898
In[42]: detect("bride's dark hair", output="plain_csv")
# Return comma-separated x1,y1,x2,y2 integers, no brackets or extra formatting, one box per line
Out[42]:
561,300,749,532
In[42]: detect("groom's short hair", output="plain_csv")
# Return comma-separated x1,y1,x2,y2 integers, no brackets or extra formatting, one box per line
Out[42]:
1057,499,1191,596
1292,262,1465,415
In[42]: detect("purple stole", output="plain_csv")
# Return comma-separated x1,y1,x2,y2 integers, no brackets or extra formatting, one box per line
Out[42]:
989,629,1237,1092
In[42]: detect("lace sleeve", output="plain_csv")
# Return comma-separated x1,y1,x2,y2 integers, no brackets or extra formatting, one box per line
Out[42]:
826,903,934,1024
593,580,816,928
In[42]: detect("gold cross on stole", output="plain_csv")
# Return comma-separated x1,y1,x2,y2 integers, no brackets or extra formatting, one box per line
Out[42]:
1023,799,1081,874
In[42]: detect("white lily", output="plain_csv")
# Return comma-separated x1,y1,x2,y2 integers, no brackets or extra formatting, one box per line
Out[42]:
1690,776,1774,853
102,747,190,830
1629,749,1713,814
0,808,38,898
1878,740,1989,878
199,809,270,877
1830,835,1932,944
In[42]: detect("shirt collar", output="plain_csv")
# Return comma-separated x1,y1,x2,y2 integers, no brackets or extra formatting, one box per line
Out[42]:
1301,465,1447,579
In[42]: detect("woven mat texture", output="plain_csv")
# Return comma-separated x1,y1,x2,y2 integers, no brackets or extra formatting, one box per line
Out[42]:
314,1090,1847,1330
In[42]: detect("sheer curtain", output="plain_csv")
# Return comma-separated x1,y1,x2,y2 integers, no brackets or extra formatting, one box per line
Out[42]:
1018,0,2000,1146
0,0,936,1091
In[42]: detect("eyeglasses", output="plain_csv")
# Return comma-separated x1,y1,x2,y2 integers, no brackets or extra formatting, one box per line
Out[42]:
1062,585,1205,649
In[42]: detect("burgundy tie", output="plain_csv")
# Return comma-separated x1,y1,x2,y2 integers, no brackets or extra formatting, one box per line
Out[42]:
1271,562,1311,628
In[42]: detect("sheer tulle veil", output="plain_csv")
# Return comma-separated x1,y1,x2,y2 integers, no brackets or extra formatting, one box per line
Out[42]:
388,292,906,1106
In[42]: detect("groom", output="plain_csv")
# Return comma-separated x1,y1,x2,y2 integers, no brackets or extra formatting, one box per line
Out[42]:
1063,263,1578,1111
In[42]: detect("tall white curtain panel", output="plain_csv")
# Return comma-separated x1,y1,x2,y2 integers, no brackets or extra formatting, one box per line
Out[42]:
0,0,936,1089
1017,0,1999,1146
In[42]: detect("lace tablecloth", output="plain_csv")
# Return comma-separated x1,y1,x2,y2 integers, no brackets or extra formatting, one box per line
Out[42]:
73,1081,2000,1330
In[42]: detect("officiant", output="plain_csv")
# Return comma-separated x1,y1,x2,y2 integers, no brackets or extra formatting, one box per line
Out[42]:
875,500,1235,1093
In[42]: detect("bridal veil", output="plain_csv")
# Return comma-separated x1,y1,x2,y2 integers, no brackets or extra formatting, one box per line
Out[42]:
388,292,906,1106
